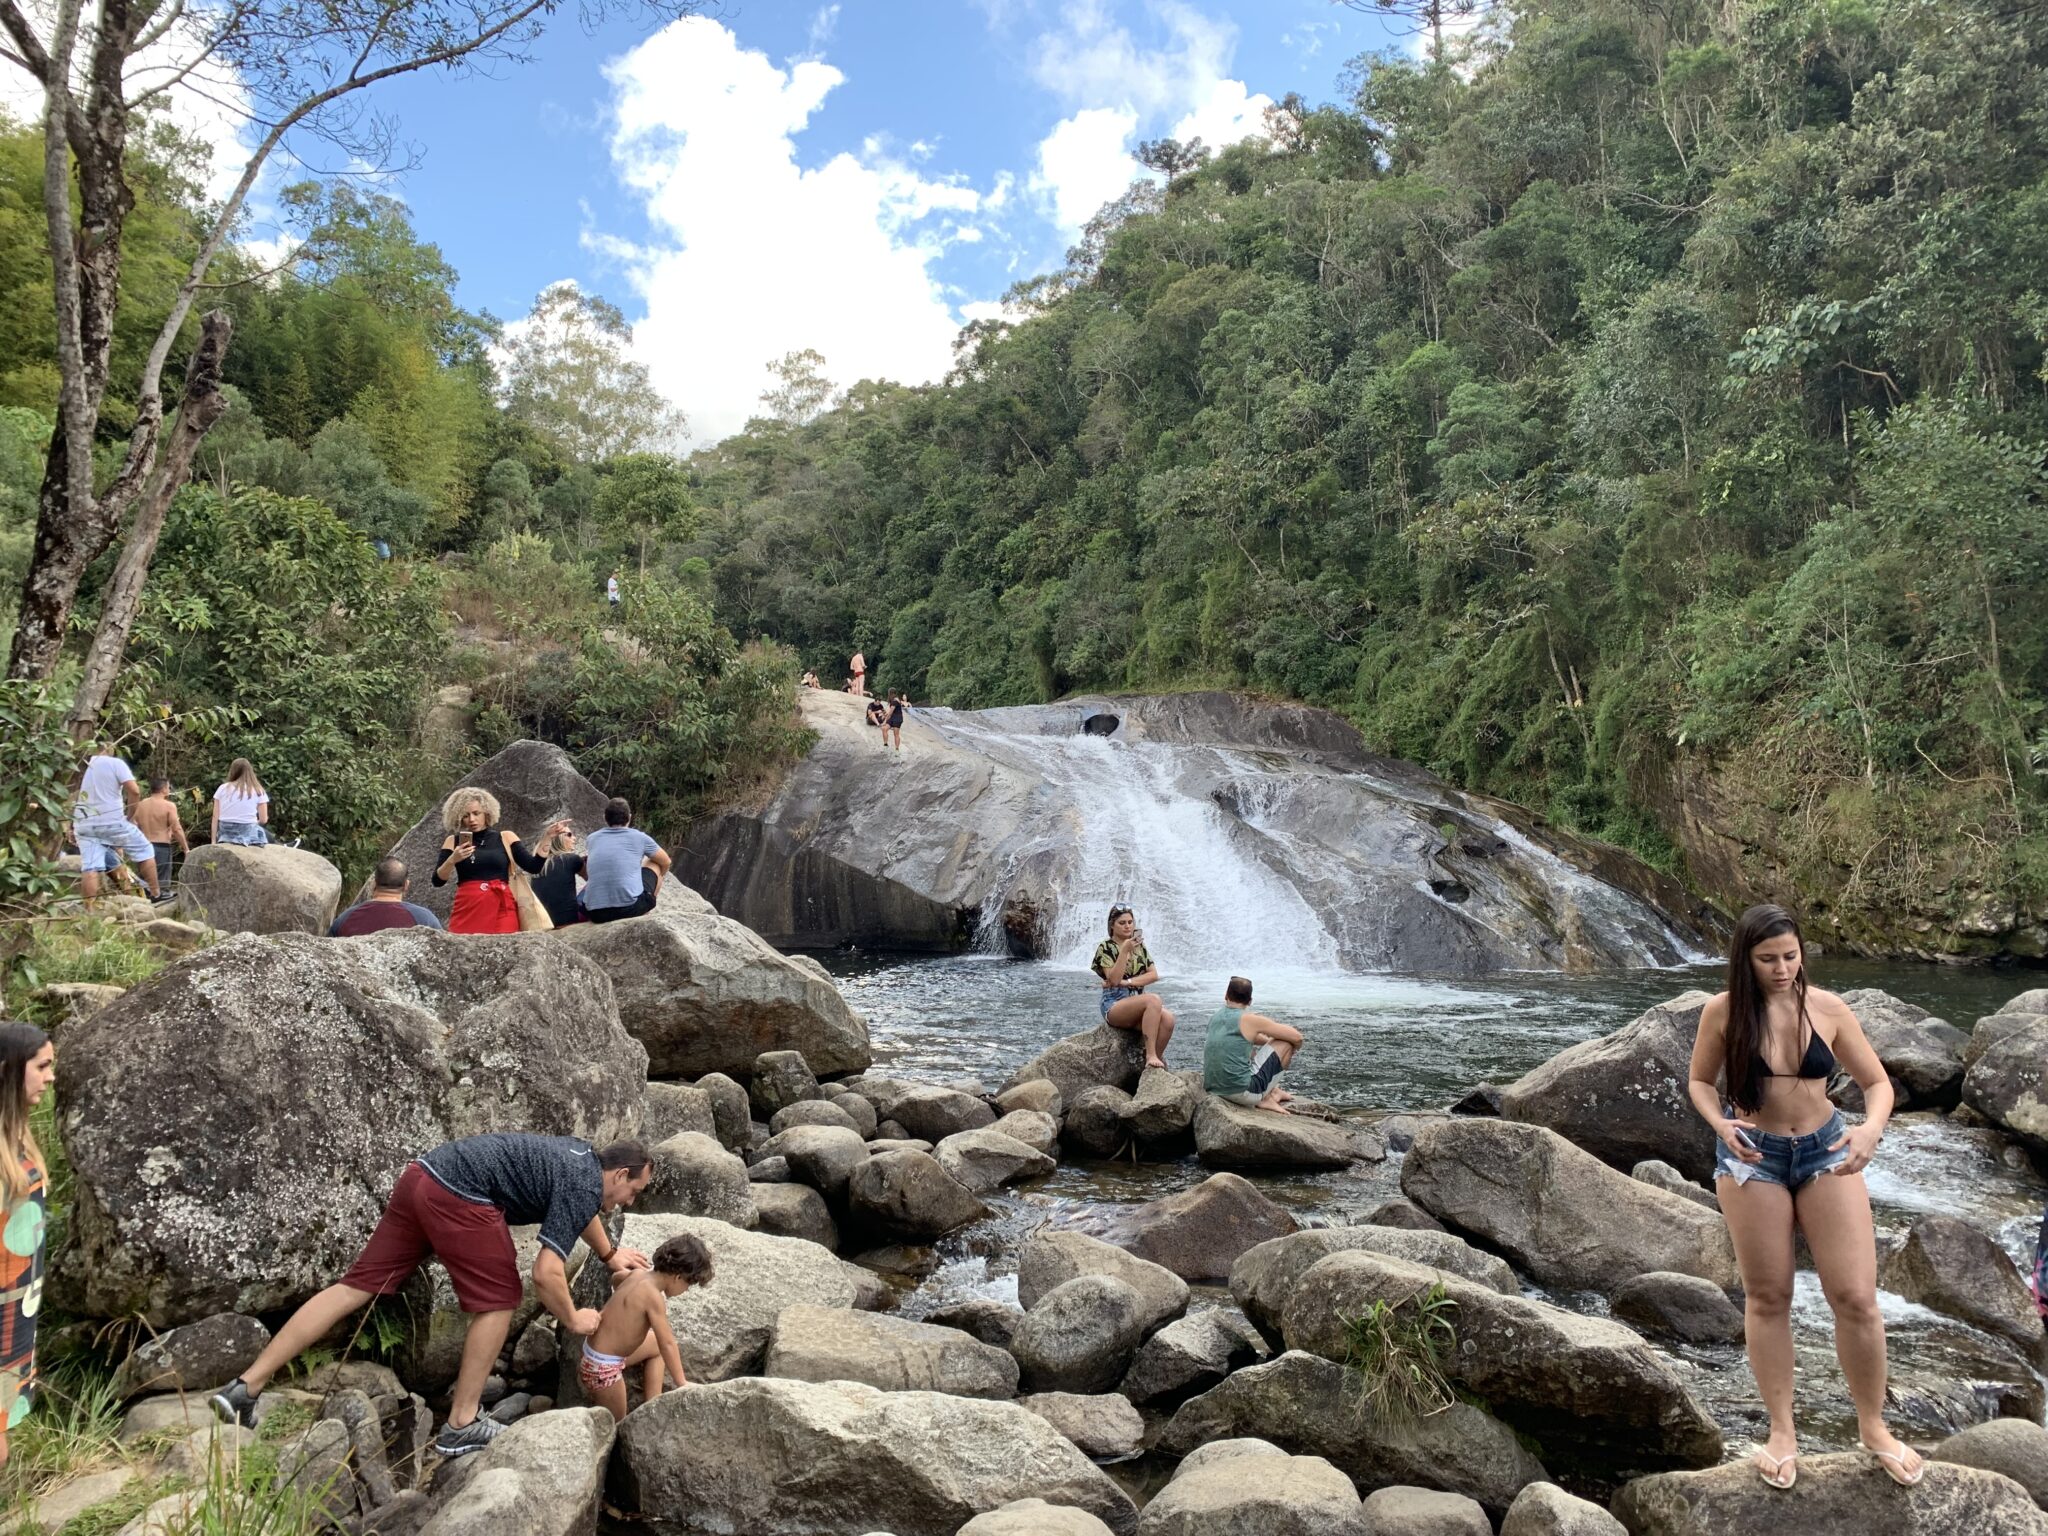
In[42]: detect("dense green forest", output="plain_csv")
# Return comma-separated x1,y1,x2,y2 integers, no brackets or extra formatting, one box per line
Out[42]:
3,0,2045,955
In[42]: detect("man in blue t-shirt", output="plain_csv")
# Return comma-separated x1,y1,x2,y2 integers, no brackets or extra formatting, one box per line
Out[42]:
582,797,670,924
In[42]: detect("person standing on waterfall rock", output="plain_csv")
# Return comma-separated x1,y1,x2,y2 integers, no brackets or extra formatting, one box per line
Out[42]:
211,1133,654,1457
1093,904,1175,1069
1687,903,1922,1492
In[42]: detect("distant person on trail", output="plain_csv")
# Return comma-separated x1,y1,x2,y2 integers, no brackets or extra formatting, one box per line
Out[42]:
582,798,670,925
330,859,443,936
210,759,271,847
211,1133,654,1458
849,649,866,696
530,822,588,928
607,570,621,609
884,692,908,752
1093,904,1175,1069
1203,976,1303,1114
800,669,821,690
72,746,163,902
133,780,190,888
432,788,547,934
578,1232,714,1422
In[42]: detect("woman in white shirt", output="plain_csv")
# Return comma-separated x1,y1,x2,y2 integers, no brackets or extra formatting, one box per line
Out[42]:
211,759,271,846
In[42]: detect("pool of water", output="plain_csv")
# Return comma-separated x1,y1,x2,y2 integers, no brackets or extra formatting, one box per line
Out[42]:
828,950,2048,1458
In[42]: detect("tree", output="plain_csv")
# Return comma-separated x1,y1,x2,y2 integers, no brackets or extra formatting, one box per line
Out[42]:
0,0,708,727
502,282,686,463
759,348,835,428
1340,0,1495,67
1135,136,1210,185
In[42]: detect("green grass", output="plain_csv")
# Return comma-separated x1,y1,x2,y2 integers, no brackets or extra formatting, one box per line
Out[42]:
1339,1281,1461,1429
4,913,177,1024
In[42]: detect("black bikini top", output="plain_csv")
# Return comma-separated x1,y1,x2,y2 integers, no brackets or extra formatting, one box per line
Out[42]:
1753,1023,1838,1084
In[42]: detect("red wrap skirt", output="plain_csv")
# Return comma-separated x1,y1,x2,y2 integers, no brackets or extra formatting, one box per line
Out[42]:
450,879,518,934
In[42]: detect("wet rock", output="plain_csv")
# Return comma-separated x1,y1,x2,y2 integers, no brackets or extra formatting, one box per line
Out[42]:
1966,1011,2047,1069
1362,1198,1445,1231
865,1082,1000,1142
1610,1454,2048,1534
1137,1437,1367,1535
845,1148,987,1239
1360,1486,1491,1536
1498,992,1711,1180
1628,1161,1719,1213
1093,1172,1298,1284
751,1182,839,1250
756,1123,870,1200
641,1081,716,1143
958,1499,1115,1535
1609,1272,1745,1346
765,1303,1020,1398
414,1405,614,1536
641,1131,757,1227
1229,1227,1517,1350
1018,1229,1190,1337
1930,1419,2048,1509
1161,1351,1545,1517
1018,1392,1146,1459
1012,1275,1150,1394
58,928,645,1324
1401,1120,1739,1294
751,1050,822,1118
1064,1085,1135,1157
1876,1212,2046,1359
998,1080,1064,1118
1124,1068,1201,1142
1450,1084,1504,1117
611,1377,1139,1535
1963,1016,2048,1151
1283,1251,1722,1471
1839,989,1969,1109
770,1099,864,1136
695,1071,753,1152
1500,1482,1626,1536
176,843,344,936
1118,1308,1268,1407
927,1298,1024,1349
937,1127,1058,1192
1192,1096,1357,1170
111,1311,271,1399
991,1108,1061,1156
1003,1023,1151,1106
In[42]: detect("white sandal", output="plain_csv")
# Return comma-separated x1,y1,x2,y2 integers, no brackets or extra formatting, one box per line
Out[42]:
1755,1450,1798,1490
1859,1438,1925,1487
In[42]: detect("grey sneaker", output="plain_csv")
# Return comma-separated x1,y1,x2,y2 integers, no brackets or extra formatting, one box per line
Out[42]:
209,1378,257,1428
433,1415,505,1458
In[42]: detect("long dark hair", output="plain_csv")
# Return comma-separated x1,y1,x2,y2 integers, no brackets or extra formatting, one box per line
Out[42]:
1723,903,1809,1114
0,1022,50,1205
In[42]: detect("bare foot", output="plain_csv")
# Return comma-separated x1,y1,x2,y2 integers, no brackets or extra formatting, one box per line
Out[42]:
1257,1095,1292,1115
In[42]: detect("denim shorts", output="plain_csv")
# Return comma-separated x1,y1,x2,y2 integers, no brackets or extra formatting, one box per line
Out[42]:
75,815,154,872
1713,1109,1849,1191
215,822,268,847
1100,986,1141,1019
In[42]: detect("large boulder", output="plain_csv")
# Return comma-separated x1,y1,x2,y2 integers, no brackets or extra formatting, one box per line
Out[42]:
610,1377,1138,1535
56,928,645,1323
1192,1097,1358,1171
1011,1276,1151,1394
1092,1173,1298,1284
174,844,343,936
1930,1420,2048,1509
864,1083,999,1142
1610,1454,2048,1534
1123,1069,1201,1143
757,1124,871,1201
1002,1024,1150,1105
1017,1229,1189,1337
1064,1086,1136,1158
1876,1212,2046,1359
641,1082,717,1144
751,1182,838,1250
991,1108,1060,1156
961,1501,1116,1536
1400,1120,1739,1294
1498,993,1710,1180
1018,1392,1146,1460
1283,1251,1722,1472
1608,1273,1745,1346
1138,1438,1366,1536
1118,1308,1267,1408
559,898,871,1080
639,1132,756,1227
846,1148,987,1240
1963,1016,2048,1150
1229,1227,1518,1350
936,1128,1057,1193
111,1312,271,1400
416,1406,613,1536
1360,1487,1491,1536
1838,989,1969,1109
556,1214,881,1392
1502,1482,1627,1536
764,1304,1019,1398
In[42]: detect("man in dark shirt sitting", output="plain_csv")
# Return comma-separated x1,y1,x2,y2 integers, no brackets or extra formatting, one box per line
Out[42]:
211,1133,653,1456
329,858,444,936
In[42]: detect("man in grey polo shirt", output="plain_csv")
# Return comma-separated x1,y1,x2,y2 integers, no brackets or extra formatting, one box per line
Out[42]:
582,797,671,924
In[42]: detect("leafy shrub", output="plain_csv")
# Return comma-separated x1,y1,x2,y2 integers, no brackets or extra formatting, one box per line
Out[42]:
1339,1281,1459,1428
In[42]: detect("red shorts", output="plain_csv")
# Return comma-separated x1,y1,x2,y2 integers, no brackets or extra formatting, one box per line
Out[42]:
339,1162,522,1312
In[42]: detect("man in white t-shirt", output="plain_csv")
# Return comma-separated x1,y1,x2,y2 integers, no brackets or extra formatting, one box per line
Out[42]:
73,748,164,901
607,571,621,608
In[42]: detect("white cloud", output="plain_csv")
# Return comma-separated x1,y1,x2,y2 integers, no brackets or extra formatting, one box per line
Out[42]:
599,17,998,444
1171,76,1269,151
1030,106,1139,232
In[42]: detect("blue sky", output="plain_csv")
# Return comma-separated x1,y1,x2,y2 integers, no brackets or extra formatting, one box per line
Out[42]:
338,1,1405,439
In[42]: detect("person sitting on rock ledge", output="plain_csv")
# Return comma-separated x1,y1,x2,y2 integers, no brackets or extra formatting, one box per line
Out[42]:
329,859,443,936
1203,975,1303,1114
211,1132,654,1458
579,1232,714,1421
582,797,670,924
1094,904,1175,1068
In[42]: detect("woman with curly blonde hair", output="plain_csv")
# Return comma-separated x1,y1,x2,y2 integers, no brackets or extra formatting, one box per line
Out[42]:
432,789,545,934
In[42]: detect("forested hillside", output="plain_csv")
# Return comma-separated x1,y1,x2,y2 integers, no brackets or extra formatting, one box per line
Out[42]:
686,0,2048,957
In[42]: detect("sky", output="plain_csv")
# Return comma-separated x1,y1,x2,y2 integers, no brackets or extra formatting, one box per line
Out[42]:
6,1,1410,443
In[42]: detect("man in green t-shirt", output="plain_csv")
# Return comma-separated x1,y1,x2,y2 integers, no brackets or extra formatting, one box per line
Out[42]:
1203,975,1304,1113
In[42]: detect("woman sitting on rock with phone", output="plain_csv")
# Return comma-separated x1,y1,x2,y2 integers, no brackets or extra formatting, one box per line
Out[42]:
432,788,547,934
1093,903,1175,1069
1686,902,1920,1492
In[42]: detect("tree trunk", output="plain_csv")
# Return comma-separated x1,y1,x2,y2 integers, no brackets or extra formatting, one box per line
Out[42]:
64,312,235,741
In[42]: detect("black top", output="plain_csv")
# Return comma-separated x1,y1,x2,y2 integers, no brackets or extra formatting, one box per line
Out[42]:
1754,1023,1838,1084
416,1133,605,1259
532,852,586,927
887,702,905,727
432,826,545,886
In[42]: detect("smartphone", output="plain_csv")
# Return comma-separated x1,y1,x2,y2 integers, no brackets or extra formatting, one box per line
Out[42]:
455,831,474,851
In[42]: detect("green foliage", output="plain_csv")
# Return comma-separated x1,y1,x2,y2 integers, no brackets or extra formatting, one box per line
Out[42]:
5,916,178,1022
0,679,77,912
1339,1281,1460,1428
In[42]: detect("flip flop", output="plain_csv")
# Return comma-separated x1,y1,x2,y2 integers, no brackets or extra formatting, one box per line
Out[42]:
1755,1450,1797,1490
1860,1438,1925,1487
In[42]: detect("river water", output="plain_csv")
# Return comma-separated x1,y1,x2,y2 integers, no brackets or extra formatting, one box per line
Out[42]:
829,949,2048,1462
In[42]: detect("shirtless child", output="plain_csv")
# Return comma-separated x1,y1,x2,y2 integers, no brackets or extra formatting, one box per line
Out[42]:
576,1234,715,1421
